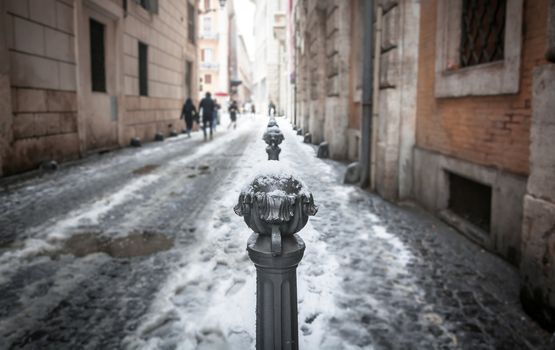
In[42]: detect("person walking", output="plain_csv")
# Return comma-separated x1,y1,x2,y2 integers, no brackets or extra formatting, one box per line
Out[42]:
268,101,276,117
198,92,215,141
228,100,238,130
180,98,196,138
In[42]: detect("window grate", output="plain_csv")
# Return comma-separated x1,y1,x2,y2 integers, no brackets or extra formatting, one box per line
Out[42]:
460,0,506,67
188,3,195,44
185,60,193,97
90,19,106,92
138,42,148,96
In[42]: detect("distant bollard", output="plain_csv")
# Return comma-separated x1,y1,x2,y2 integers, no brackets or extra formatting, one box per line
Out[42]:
317,141,329,158
292,125,298,131
234,172,318,350
263,125,284,161
154,132,165,141
130,137,142,147
296,128,303,136
303,133,312,144
169,129,179,137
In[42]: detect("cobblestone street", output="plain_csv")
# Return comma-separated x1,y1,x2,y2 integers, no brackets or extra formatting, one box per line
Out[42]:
0,116,551,349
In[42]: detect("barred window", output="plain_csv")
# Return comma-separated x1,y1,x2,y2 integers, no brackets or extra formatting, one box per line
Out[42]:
188,3,196,44
90,19,106,92
185,60,193,97
460,0,506,67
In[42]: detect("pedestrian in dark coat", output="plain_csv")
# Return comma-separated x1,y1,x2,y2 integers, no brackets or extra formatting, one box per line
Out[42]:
228,100,238,130
180,98,196,137
199,92,215,140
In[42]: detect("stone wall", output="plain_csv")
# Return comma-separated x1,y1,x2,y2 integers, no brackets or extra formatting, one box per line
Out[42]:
0,0,198,175
294,0,352,159
374,0,420,201
3,0,80,174
122,0,196,141
519,3,555,328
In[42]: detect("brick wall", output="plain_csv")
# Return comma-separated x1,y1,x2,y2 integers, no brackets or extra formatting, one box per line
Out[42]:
415,0,548,176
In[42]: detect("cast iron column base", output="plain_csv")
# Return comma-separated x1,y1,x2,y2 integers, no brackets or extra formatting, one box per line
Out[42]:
247,233,305,350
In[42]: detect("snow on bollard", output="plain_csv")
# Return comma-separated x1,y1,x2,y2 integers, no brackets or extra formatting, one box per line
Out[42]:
263,125,284,161
234,169,318,350
267,118,279,128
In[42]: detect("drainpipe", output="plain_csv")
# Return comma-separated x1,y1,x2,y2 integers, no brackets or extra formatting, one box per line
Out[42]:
370,6,383,191
359,0,375,188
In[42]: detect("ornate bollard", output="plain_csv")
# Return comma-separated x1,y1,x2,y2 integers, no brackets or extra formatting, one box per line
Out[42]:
263,125,284,161
268,118,279,128
234,172,318,350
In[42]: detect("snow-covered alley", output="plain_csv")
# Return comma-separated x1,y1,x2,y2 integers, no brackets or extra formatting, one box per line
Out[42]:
0,115,551,349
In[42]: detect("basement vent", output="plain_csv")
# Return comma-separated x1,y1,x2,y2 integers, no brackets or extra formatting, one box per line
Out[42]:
448,172,492,233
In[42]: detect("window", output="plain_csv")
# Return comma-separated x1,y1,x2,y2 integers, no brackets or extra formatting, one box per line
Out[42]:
205,74,212,84
460,0,506,67
448,172,492,232
203,48,213,62
203,17,212,33
188,2,195,44
90,19,106,92
204,0,210,11
434,0,522,97
185,60,193,97
138,42,148,96
138,0,158,13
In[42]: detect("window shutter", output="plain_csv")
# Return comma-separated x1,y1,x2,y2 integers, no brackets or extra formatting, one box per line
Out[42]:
148,0,159,14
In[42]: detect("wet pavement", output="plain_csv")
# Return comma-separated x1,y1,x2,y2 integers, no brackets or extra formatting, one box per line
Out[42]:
0,115,552,349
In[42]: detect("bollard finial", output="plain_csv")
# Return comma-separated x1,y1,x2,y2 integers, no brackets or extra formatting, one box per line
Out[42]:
234,172,317,254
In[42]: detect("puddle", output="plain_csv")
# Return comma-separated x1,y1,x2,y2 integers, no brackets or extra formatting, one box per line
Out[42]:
132,164,160,175
60,231,173,258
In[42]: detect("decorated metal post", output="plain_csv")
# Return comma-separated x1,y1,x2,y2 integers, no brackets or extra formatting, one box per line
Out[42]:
263,122,284,161
234,172,318,350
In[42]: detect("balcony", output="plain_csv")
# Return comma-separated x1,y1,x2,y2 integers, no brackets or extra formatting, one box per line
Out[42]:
273,12,286,44
199,31,219,40
201,62,220,70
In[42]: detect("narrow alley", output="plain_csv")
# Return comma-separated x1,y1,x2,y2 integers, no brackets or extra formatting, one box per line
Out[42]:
0,117,550,349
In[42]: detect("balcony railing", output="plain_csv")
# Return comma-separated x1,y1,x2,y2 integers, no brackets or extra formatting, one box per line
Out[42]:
201,62,220,70
199,31,219,40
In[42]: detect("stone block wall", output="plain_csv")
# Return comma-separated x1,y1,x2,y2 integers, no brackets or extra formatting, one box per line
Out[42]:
374,0,420,201
0,0,198,175
519,58,555,329
294,0,352,159
122,0,196,142
3,0,80,174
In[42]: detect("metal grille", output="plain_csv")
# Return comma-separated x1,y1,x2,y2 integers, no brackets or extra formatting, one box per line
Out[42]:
460,0,506,67
188,3,195,44
90,19,106,92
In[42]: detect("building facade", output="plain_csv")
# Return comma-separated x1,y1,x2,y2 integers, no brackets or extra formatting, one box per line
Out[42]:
288,0,555,329
252,0,287,116
0,0,199,176
236,34,253,106
197,0,237,102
